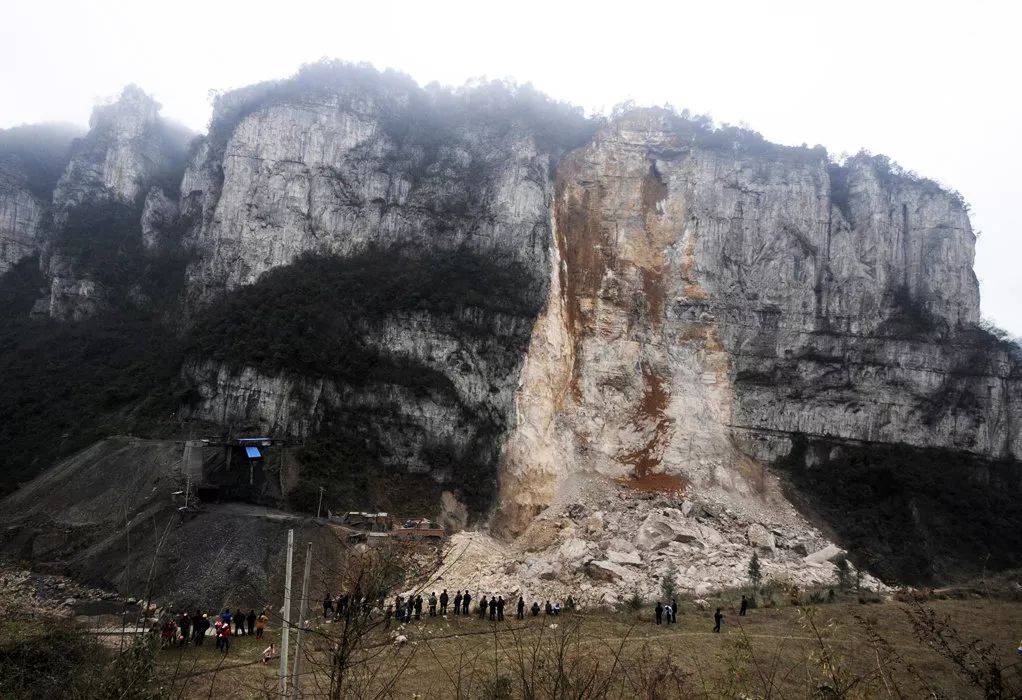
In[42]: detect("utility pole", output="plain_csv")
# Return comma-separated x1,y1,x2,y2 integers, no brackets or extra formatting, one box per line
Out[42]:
316,487,324,519
291,542,313,696
279,529,294,698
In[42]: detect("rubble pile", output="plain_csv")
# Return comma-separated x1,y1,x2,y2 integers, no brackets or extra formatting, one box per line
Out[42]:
429,477,877,607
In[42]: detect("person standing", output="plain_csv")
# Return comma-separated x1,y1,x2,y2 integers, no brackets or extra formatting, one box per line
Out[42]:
453,590,462,616
221,621,232,653
324,593,334,618
406,597,414,622
664,603,673,624
246,610,257,636
414,595,423,620
713,608,724,633
488,597,497,621
671,598,678,623
178,612,191,647
462,591,471,615
655,601,663,625
740,595,748,616
479,595,489,619
531,601,540,617
440,589,449,615
516,596,525,620
191,612,205,645
256,611,268,639
544,601,552,616
213,618,224,650
496,596,505,621
234,608,245,636
428,592,438,617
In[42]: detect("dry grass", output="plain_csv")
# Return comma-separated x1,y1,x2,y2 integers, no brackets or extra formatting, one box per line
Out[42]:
156,597,1022,698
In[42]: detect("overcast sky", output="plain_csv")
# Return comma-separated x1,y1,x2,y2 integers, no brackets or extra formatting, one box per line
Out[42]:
3,0,1019,334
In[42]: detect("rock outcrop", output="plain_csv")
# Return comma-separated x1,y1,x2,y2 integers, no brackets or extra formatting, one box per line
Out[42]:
43,85,190,319
0,163,45,274
52,85,170,212
498,109,1021,537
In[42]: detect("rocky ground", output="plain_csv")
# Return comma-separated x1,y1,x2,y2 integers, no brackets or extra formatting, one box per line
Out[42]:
427,473,878,607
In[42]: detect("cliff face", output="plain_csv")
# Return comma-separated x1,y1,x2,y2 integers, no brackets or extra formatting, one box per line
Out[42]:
0,164,45,275
498,109,1019,534
44,86,189,319
175,72,585,515
181,81,556,298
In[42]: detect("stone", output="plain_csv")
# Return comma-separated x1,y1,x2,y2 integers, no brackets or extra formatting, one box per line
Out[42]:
805,544,845,565
747,524,776,552
636,514,702,550
606,537,637,553
605,550,643,566
557,538,591,563
587,560,630,583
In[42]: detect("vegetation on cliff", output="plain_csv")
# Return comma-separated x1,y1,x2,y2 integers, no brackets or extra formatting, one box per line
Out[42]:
778,435,1022,585
187,248,544,516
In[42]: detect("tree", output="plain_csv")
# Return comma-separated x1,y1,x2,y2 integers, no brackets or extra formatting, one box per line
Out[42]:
661,563,678,601
835,557,852,591
748,551,763,590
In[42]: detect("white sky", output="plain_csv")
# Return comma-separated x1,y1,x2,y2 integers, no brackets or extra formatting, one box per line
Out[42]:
3,0,1019,334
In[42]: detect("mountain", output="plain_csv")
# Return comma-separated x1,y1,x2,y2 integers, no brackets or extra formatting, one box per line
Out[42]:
1,61,1019,595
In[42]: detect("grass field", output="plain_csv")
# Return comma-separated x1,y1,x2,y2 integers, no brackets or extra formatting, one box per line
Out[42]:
154,596,1022,698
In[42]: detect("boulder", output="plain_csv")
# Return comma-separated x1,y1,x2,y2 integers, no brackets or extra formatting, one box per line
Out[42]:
557,538,591,563
523,558,557,580
587,560,630,583
804,544,844,565
605,549,643,566
606,537,637,553
636,514,702,550
747,523,776,552
584,511,605,534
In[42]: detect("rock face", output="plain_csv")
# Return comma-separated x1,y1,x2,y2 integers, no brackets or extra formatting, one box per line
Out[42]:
181,78,556,299
44,85,189,319
0,163,45,274
52,85,169,212
498,109,1021,536
174,69,589,514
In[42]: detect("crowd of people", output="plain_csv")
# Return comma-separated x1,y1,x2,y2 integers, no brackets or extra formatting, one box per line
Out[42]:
156,589,746,658
159,608,270,654
322,589,575,627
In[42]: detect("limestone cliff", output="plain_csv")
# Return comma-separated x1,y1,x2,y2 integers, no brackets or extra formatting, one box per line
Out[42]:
0,123,81,276
0,164,45,275
176,66,591,516
496,109,1021,582
44,85,190,319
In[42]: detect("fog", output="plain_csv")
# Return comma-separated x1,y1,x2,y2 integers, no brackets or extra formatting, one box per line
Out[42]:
3,0,1019,333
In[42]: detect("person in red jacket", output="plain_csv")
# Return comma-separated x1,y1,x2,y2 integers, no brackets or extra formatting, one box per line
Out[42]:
220,621,232,653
